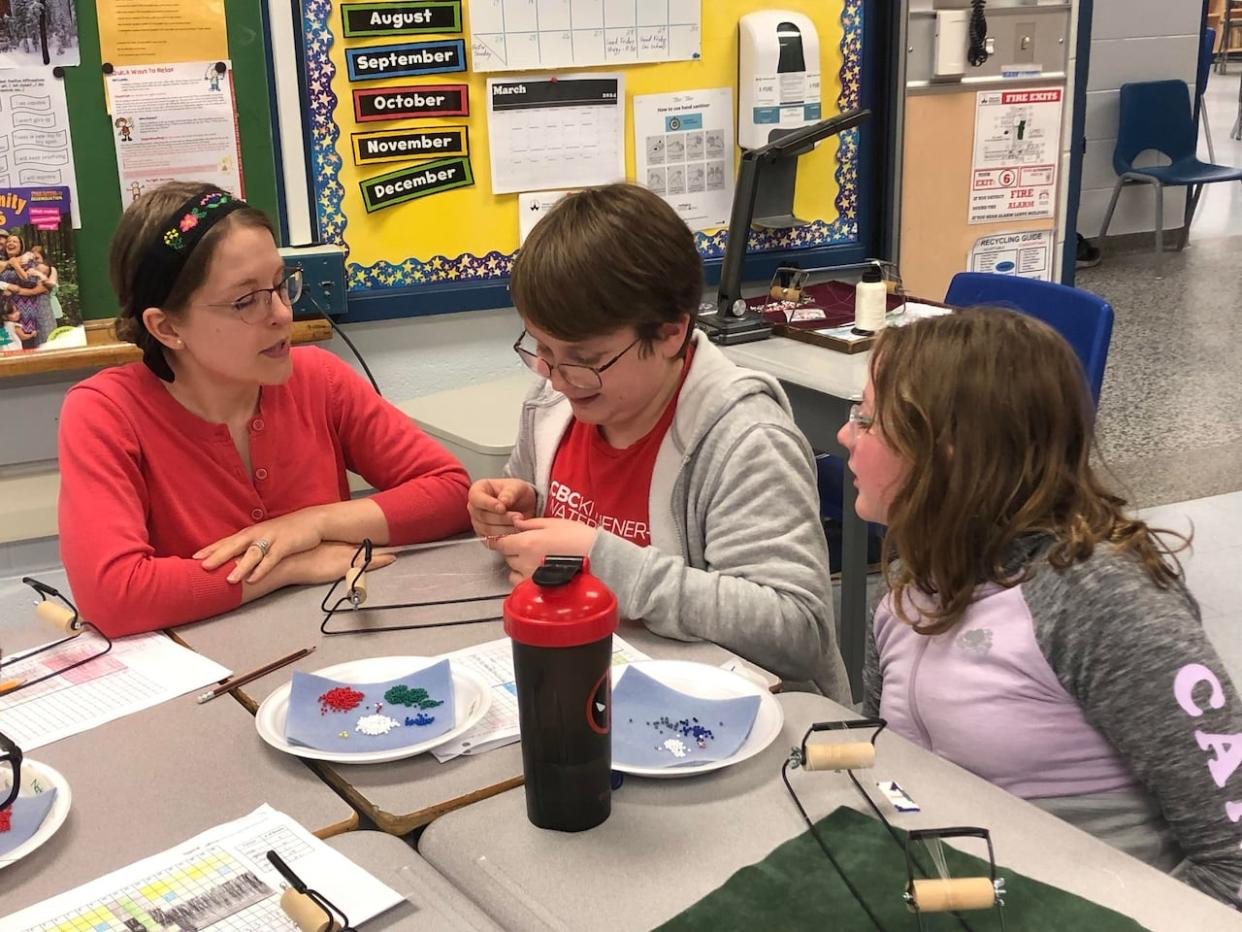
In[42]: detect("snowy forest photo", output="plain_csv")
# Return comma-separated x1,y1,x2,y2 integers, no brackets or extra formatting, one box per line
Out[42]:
0,0,79,68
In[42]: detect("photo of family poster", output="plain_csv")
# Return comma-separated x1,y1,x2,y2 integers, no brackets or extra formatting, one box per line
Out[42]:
0,185,81,353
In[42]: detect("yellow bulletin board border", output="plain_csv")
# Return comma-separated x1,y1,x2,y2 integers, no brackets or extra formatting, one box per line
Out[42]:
301,0,864,295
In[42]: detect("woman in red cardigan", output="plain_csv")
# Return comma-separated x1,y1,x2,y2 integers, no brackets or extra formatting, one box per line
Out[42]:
58,182,472,636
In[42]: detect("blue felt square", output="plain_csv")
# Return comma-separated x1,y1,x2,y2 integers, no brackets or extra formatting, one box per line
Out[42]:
612,667,761,769
285,660,455,752
0,786,58,856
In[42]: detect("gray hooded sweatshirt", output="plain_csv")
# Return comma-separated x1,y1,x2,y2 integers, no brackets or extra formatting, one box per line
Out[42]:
504,330,850,702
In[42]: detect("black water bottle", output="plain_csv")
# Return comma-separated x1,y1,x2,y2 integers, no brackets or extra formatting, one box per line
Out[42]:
504,555,617,832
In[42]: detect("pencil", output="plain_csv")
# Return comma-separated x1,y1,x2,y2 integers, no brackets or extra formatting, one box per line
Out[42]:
0,677,25,697
196,646,316,704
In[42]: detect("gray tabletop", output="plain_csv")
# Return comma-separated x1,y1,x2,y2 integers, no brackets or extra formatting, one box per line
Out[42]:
419,692,1239,932
0,690,357,917
171,543,775,834
325,831,502,931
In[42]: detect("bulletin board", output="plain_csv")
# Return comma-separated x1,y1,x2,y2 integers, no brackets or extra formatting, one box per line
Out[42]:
62,0,280,320
294,0,873,318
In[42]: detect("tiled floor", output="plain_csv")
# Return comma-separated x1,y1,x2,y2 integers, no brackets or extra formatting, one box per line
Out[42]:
1075,68,1242,509
1139,491,1242,683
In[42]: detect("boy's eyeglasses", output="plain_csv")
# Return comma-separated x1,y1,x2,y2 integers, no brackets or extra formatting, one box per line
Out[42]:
513,330,640,392
203,267,303,324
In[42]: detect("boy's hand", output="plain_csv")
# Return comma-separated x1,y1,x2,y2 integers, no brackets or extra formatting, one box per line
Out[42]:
468,478,537,538
486,517,598,585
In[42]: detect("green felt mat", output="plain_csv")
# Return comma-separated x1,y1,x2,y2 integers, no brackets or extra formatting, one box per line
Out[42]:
657,806,1146,931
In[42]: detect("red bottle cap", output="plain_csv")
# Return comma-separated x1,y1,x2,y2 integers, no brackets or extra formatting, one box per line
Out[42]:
503,555,618,648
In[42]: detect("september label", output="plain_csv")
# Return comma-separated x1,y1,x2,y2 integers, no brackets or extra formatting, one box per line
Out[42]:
345,40,466,82
352,126,469,166
353,84,469,122
341,2,462,37
360,157,474,212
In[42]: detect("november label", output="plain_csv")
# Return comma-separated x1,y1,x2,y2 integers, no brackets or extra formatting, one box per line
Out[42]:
352,126,469,166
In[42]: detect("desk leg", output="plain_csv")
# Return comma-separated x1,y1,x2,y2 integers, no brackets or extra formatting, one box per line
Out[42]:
777,382,868,704
839,459,868,704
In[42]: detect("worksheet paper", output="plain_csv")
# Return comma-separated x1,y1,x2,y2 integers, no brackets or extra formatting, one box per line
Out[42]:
634,87,733,231
431,634,650,761
487,74,625,194
471,0,702,72
0,631,230,750
0,805,403,932
105,60,244,208
0,70,80,226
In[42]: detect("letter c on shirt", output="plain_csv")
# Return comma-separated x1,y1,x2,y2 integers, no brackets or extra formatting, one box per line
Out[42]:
1175,663,1226,718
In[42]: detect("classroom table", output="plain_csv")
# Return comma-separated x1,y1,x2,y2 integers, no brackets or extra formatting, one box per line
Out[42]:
0,593,358,917
325,831,502,931
418,692,1238,932
723,338,872,701
170,542,777,835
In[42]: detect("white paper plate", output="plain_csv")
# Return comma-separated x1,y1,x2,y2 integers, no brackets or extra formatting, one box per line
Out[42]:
255,656,491,764
611,660,783,778
0,759,71,869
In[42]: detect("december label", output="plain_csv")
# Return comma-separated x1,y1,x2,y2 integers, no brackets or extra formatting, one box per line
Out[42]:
341,2,462,38
360,156,474,212
345,40,466,81
352,126,469,165
353,84,468,122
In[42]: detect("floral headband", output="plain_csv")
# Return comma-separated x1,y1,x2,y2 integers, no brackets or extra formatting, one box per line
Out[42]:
129,186,249,381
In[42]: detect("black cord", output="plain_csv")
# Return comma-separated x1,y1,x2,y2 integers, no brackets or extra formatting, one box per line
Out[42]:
781,760,886,931
968,0,989,68
321,306,382,397
301,286,383,396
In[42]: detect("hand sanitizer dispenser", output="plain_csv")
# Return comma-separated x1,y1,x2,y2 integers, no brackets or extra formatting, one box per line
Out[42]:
737,11,822,227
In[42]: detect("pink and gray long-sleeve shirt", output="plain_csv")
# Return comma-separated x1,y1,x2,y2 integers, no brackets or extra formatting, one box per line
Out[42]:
864,538,1242,907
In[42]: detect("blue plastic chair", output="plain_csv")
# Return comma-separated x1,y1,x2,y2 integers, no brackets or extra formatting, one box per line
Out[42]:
1098,79,1242,253
1199,28,1217,163
944,272,1114,408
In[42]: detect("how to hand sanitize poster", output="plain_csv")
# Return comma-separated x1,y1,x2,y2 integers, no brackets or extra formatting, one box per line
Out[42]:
969,87,1062,224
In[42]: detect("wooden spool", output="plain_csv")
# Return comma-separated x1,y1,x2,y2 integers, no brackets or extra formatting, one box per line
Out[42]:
803,741,876,772
345,567,368,606
908,877,997,913
35,600,80,635
280,888,341,932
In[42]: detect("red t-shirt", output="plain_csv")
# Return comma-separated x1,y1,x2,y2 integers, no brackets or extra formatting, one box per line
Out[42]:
546,348,694,547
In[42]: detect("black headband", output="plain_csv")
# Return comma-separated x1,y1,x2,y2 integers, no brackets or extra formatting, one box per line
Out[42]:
129,187,247,381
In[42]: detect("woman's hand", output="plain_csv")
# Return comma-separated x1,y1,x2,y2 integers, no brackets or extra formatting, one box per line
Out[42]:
468,478,538,538
486,516,598,585
282,541,396,586
196,508,328,584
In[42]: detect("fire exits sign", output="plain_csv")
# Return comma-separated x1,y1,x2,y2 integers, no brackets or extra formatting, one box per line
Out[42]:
969,87,1062,224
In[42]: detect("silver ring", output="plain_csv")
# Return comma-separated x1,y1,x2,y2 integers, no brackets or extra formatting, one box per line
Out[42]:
250,538,271,557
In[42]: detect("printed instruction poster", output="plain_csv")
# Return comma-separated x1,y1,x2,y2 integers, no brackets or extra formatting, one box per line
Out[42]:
471,0,702,72
0,69,80,226
634,87,733,231
969,87,1062,224
106,60,243,207
97,0,228,66
968,230,1054,280
487,74,624,194
0,0,79,68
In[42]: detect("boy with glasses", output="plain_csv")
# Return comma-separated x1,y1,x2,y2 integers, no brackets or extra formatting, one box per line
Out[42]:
470,184,848,699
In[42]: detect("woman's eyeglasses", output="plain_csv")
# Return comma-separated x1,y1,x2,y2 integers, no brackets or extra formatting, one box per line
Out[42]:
204,267,303,324
513,330,640,392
